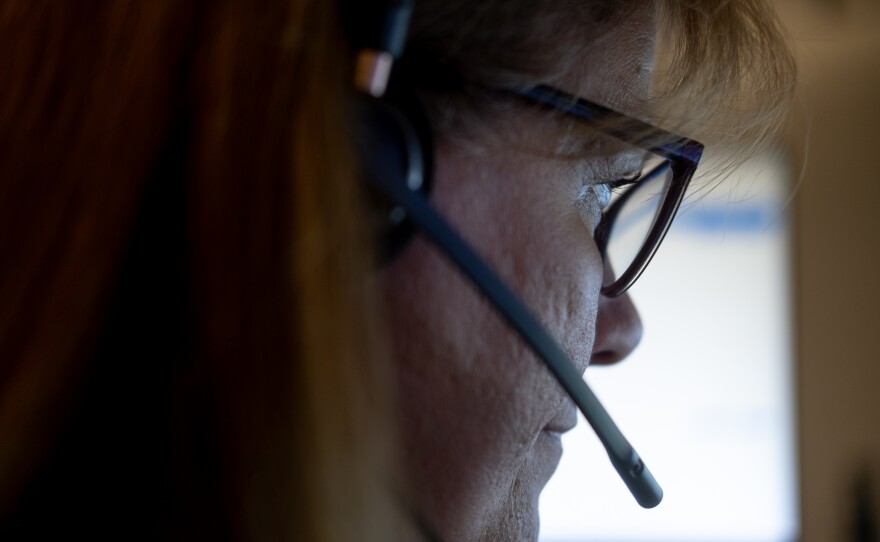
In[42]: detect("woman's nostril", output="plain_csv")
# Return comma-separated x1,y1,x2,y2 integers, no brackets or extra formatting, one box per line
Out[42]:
592,293,643,365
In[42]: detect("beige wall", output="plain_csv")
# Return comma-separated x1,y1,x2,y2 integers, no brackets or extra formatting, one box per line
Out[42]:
777,1,880,540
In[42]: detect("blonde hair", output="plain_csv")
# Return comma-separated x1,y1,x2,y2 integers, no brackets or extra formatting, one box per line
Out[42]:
656,1,796,146
406,0,795,152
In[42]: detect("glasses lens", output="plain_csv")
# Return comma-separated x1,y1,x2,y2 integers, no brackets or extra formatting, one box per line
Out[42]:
603,157,674,286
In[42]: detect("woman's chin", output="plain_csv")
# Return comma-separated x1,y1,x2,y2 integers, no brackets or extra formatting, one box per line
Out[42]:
478,430,564,541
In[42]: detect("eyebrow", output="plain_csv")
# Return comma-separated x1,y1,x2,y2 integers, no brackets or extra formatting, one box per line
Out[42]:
508,85,702,163
526,101,648,162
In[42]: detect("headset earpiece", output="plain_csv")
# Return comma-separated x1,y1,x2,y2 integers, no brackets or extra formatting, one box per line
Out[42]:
355,77,434,261
340,0,427,258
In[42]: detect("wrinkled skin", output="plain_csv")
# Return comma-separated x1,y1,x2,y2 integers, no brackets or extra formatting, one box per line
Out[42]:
382,8,654,541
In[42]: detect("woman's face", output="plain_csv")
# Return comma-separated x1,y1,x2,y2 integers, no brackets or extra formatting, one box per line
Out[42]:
381,10,654,542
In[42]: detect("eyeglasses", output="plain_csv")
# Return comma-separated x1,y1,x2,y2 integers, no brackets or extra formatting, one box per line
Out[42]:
509,85,704,298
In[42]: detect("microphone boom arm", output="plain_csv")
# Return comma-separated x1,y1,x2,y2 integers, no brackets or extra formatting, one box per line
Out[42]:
372,172,663,509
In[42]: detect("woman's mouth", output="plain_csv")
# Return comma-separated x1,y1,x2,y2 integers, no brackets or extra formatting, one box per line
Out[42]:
544,403,578,436
533,405,578,478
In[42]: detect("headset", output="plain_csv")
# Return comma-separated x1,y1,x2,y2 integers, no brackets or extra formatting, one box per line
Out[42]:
343,0,663,513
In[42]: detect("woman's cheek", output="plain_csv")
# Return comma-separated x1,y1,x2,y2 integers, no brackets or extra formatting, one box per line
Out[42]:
541,197,605,369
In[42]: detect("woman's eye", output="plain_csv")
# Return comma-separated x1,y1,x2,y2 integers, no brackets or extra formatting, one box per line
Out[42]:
576,182,613,234
575,167,644,234
590,182,613,209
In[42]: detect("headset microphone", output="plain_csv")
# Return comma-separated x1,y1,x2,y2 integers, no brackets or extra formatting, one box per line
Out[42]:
347,0,663,510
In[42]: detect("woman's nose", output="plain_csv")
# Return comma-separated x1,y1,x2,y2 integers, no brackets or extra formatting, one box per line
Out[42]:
591,288,643,366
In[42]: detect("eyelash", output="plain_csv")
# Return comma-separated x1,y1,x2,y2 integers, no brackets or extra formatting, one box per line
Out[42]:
609,170,643,193
575,166,644,225
587,170,642,211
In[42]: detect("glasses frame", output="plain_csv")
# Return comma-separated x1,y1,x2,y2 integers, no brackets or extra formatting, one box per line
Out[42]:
508,85,704,298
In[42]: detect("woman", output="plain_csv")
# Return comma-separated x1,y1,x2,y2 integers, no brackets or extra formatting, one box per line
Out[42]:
0,1,793,541
372,1,793,540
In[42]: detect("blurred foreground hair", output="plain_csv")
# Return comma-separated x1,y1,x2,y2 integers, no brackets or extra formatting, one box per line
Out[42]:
0,2,400,540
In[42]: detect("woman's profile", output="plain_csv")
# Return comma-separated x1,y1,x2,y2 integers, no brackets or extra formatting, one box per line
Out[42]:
0,1,794,540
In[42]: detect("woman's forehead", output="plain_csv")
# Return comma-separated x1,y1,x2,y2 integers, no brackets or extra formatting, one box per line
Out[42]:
558,5,657,117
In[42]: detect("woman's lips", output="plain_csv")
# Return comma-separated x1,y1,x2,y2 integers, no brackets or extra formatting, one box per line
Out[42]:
526,406,578,495
544,404,578,435
534,428,565,476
